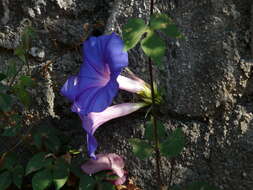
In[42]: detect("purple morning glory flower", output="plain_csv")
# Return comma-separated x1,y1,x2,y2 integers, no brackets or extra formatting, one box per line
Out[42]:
61,33,128,115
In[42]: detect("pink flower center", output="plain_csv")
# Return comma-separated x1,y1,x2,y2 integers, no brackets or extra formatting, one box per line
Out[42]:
99,64,111,86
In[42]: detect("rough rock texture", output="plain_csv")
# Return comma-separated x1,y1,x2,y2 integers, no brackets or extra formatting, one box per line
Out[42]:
103,1,253,189
0,0,253,190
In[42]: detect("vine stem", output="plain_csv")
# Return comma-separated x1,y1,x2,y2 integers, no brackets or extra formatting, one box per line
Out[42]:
148,0,163,188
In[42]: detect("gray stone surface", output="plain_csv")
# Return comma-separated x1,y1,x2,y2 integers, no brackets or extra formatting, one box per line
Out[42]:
0,0,253,190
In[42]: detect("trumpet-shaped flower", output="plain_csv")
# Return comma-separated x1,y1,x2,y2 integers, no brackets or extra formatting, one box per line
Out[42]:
61,33,128,115
80,103,146,159
81,153,126,185
117,74,162,104
117,75,150,95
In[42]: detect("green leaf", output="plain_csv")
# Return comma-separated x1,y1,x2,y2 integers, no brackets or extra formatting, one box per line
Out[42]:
150,14,181,38
0,93,13,112
160,128,185,158
10,114,22,123
2,153,17,170
35,125,60,137
32,126,61,152
186,182,219,190
71,164,84,178
0,171,12,190
144,119,166,141
2,115,22,137
100,182,115,190
141,31,166,65
13,76,34,107
12,165,24,189
19,76,34,88
33,133,42,149
13,87,31,107
150,14,172,30
18,90,30,106
53,158,69,190
32,169,52,190
26,152,49,175
21,26,36,50
44,134,61,153
14,46,26,63
12,76,34,107
123,18,147,51
163,24,181,38
0,84,8,92
54,176,68,190
2,125,21,137
6,59,17,78
79,174,96,190
69,149,81,155
0,73,7,81
129,138,153,160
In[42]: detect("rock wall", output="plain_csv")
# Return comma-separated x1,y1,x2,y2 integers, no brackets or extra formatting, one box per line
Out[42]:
0,0,253,190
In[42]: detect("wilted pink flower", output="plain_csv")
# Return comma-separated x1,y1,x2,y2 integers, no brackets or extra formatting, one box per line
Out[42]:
80,103,146,159
81,153,126,185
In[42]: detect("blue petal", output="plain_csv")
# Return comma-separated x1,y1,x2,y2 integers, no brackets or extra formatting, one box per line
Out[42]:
79,58,105,80
71,87,100,113
72,79,119,114
81,35,111,77
104,33,128,72
87,133,98,159
61,76,78,101
80,116,97,159
80,114,93,134
60,75,102,102
83,33,128,75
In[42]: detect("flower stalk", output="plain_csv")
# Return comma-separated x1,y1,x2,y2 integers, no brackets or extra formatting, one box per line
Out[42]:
148,0,163,188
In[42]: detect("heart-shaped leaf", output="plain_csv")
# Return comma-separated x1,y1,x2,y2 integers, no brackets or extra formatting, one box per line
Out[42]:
141,31,166,65
32,169,52,190
160,128,185,158
129,138,153,160
123,18,147,51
